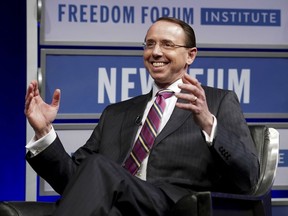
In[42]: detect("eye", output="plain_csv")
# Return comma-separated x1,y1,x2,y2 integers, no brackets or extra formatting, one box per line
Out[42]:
162,41,175,49
145,41,156,48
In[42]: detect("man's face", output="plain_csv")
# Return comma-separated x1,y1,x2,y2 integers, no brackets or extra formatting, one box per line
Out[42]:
143,20,197,88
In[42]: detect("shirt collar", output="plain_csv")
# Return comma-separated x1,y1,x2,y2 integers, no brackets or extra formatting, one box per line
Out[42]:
152,78,183,98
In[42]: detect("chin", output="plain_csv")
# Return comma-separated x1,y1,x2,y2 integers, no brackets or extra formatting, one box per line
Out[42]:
151,74,166,83
154,79,171,88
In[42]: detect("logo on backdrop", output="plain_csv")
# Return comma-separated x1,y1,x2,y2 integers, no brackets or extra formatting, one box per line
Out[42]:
42,1,287,46
58,4,194,24
201,8,280,26
57,4,281,27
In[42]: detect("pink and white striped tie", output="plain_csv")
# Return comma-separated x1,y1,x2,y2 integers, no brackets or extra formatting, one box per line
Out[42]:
123,89,174,175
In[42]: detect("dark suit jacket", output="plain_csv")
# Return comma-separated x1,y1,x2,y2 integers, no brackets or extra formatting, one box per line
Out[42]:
27,86,259,202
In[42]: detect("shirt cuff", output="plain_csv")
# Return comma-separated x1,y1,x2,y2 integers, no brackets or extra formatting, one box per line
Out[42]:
202,115,217,146
26,126,57,156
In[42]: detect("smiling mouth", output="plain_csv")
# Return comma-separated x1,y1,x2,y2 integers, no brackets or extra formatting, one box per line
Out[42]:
152,62,167,67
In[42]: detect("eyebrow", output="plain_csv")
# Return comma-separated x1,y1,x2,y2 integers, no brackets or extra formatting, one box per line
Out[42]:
145,39,174,43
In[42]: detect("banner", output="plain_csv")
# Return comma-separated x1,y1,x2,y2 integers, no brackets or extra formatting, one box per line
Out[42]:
40,0,288,48
41,49,288,119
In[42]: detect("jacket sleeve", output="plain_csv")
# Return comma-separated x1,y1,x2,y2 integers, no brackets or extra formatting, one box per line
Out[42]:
26,108,108,195
211,90,260,193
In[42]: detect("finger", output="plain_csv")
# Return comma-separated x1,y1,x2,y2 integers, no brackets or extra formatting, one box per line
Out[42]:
175,101,200,114
51,89,61,107
24,92,32,112
25,81,35,100
176,102,192,110
25,84,32,101
24,92,35,116
183,74,206,97
192,96,198,103
183,73,204,92
25,82,36,110
182,73,199,85
25,80,39,100
175,92,199,107
177,82,200,99
180,74,200,93
32,80,40,96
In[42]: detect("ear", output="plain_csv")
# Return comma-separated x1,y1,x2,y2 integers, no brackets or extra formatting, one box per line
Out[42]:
186,47,197,65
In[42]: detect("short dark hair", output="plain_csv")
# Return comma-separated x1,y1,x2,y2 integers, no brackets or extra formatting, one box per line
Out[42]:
156,17,196,48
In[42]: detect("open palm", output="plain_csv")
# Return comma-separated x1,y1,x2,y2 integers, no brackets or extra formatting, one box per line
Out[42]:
25,80,60,138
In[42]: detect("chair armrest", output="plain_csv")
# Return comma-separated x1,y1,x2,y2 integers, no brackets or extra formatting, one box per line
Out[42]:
0,201,55,216
210,191,267,201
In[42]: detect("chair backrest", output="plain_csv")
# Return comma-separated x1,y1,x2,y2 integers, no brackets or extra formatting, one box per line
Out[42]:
171,125,280,216
248,125,279,196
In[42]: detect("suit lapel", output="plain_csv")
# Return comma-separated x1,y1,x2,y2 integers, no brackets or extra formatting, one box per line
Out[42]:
155,96,192,145
119,92,152,162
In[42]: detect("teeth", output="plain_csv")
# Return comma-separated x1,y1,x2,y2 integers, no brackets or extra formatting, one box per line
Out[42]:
153,62,165,67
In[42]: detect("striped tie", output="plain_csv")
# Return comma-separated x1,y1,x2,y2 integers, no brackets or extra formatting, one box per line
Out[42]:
123,89,174,175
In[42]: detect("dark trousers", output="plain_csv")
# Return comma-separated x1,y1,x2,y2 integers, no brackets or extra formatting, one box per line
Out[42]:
52,155,174,216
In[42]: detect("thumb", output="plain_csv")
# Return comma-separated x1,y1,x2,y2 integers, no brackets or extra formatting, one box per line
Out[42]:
51,89,61,107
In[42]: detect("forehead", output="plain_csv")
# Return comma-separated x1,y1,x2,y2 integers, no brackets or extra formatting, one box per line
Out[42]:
145,21,186,42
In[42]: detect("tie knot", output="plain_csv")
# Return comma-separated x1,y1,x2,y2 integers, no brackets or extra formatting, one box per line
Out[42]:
157,89,174,99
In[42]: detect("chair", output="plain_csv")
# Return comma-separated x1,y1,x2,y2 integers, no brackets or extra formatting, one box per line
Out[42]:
170,125,280,216
0,125,279,216
0,201,54,216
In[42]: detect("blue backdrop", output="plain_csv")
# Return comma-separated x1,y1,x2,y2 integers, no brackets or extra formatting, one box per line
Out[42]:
0,1,26,200
43,52,288,117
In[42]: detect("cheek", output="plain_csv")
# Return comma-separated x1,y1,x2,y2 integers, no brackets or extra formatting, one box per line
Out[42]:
171,57,183,67
175,54,189,66
143,51,150,61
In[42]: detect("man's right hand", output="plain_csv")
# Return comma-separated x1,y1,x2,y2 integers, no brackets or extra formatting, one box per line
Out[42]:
24,80,61,140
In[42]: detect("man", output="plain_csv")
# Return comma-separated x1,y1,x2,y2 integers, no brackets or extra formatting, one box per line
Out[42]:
25,17,259,216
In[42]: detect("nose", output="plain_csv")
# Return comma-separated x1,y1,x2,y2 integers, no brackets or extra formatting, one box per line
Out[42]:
152,43,163,56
